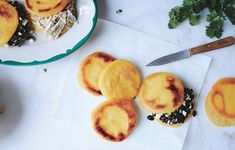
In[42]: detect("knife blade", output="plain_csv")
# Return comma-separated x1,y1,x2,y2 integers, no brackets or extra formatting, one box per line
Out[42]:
146,49,191,66
147,36,235,66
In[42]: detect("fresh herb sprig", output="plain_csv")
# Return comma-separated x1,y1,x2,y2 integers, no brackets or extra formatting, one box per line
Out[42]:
168,0,235,38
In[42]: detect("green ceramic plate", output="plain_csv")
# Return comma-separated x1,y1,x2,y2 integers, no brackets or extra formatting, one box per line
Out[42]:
0,0,98,66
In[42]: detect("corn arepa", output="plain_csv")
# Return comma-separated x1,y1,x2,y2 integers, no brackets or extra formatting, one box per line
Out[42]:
78,52,115,96
206,77,235,127
98,59,141,100
91,100,137,142
139,72,184,114
0,0,19,45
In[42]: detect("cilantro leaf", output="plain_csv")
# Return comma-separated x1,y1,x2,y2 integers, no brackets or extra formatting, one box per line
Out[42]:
224,6,235,24
207,0,222,11
223,0,235,6
189,13,201,25
168,0,235,38
207,10,220,22
168,6,191,29
206,10,224,38
183,0,207,13
206,18,223,38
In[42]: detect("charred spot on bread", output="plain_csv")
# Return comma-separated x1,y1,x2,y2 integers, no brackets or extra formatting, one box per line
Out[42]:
25,0,32,9
24,0,69,17
95,52,116,62
94,119,116,141
38,1,62,12
83,82,102,95
155,104,166,109
145,99,167,109
0,4,11,18
167,77,182,107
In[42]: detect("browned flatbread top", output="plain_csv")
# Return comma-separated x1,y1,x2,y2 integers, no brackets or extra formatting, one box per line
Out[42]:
24,0,69,17
91,100,137,142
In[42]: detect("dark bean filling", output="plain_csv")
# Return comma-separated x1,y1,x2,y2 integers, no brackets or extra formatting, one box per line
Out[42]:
7,1,34,47
147,87,196,125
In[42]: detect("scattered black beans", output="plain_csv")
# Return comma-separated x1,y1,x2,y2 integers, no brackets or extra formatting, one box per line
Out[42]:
147,87,195,125
192,110,197,117
43,68,47,73
147,115,155,121
116,9,123,14
7,1,34,47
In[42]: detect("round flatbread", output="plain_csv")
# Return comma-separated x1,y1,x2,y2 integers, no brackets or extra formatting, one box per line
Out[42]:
91,100,137,142
24,0,69,17
98,59,141,100
0,0,19,45
78,52,115,96
139,72,184,114
206,77,235,127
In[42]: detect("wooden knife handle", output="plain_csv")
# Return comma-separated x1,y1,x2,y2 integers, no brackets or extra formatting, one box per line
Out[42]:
190,36,235,55
0,107,4,113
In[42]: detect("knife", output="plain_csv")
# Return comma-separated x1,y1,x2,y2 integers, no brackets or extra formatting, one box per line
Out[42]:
146,36,235,66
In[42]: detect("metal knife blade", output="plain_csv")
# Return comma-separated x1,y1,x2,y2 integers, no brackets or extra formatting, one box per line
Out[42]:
146,36,235,66
146,49,191,66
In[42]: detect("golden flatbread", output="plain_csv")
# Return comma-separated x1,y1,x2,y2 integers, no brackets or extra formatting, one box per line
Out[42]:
0,0,19,45
139,72,184,113
206,77,235,127
99,59,141,100
91,100,137,142
78,52,115,96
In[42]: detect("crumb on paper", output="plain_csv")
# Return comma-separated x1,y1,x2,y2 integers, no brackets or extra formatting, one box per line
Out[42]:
116,9,123,14
43,68,47,73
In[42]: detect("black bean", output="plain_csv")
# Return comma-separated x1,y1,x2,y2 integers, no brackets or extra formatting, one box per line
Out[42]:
147,115,155,121
190,95,195,99
192,111,197,117
189,89,193,93
184,87,189,93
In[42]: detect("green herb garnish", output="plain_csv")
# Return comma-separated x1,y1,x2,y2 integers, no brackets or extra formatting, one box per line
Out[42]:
168,0,235,38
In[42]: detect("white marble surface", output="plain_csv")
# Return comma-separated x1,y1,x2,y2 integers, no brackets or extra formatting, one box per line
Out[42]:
97,0,235,150
0,0,235,150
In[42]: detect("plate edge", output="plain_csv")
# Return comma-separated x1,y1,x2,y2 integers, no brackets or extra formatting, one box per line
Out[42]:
0,0,98,66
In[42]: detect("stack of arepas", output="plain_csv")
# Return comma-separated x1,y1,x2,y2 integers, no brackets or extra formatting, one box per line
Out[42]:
206,77,235,127
139,72,196,127
78,52,141,142
0,0,77,46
